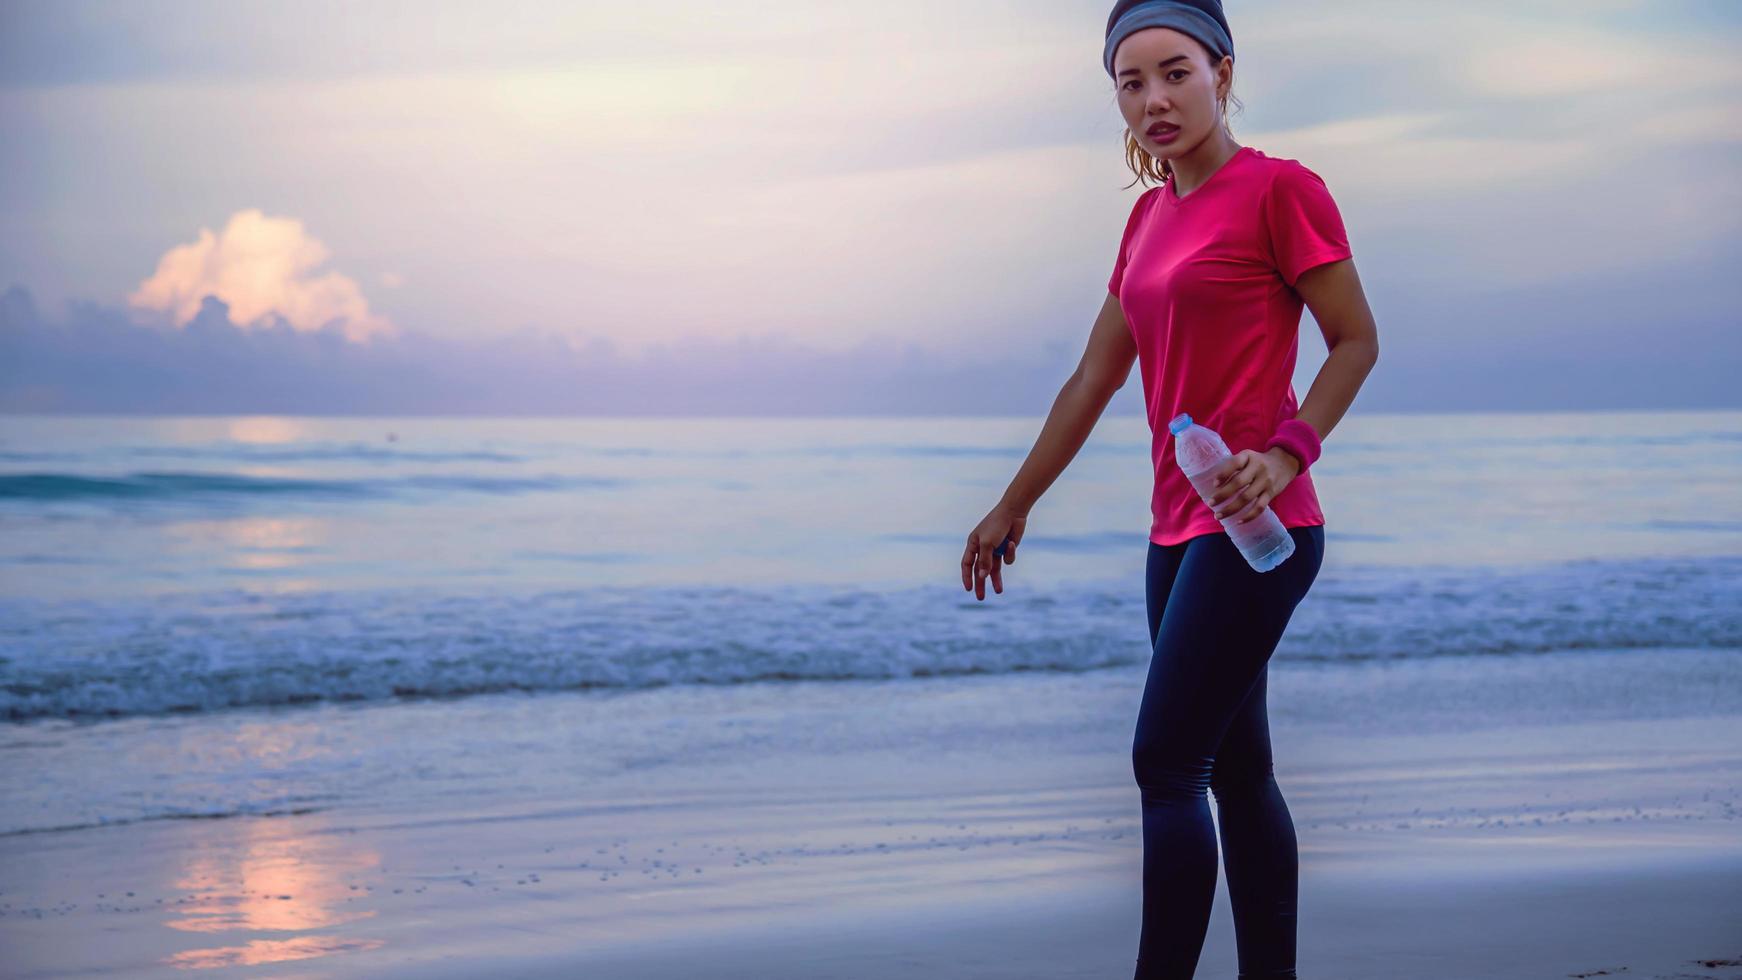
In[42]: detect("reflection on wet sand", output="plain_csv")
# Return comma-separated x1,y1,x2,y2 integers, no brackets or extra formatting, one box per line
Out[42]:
165,934,386,971
161,814,385,970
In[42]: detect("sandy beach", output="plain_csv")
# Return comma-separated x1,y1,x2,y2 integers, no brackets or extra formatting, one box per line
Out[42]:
5,646,1740,979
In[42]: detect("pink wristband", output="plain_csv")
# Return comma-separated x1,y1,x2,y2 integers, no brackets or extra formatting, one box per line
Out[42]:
1264,418,1321,473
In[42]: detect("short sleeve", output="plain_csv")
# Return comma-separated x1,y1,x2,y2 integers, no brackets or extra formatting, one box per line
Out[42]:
1107,187,1157,297
1263,162,1352,289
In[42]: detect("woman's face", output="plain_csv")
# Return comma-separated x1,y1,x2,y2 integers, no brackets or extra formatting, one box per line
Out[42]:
1113,28,1231,159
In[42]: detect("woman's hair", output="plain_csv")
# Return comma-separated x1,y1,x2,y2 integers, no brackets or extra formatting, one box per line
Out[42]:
1119,52,1242,190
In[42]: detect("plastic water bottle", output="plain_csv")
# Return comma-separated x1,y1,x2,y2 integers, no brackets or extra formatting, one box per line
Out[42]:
1169,412,1296,572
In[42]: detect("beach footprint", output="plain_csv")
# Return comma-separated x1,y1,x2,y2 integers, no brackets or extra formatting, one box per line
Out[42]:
1568,954,1742,980
1647,953,1742,980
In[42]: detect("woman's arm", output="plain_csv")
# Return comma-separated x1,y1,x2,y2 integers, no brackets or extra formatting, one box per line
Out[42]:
1289,256,1379,443
962,292,1136,599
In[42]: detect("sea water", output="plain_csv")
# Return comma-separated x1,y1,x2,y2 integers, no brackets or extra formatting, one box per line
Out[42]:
1,410,1739,835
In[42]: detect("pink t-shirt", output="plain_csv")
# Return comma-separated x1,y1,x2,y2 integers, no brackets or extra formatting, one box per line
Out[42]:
1108,145,1351,546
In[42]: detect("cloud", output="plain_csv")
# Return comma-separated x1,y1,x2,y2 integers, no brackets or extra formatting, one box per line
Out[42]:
126,208,396,343
3,0,1737,377
7,0,1737,359
3,271,1738,416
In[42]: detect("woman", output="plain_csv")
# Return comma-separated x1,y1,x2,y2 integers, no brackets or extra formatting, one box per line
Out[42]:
959,2,1380,976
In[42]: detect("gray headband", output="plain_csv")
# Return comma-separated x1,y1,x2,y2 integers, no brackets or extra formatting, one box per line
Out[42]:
1103,2,1234,79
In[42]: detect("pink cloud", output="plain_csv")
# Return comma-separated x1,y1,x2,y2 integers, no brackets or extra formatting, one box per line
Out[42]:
127,208,397,343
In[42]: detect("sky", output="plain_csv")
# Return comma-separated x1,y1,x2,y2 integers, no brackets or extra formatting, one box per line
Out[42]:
2,0,1740,415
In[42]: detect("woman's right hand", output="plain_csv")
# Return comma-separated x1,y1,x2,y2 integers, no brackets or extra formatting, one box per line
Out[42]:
962,505,1027,601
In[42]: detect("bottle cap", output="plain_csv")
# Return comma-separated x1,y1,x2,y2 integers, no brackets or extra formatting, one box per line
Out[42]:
1168,413,1193,435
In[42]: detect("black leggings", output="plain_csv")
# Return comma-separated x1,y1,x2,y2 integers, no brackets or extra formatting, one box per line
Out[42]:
1133,523,1325,980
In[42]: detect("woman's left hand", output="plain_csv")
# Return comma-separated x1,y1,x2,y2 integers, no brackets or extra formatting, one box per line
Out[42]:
1205,448,1301,525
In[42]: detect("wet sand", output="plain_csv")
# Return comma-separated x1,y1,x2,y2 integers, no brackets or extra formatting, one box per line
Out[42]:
4,652,1741,978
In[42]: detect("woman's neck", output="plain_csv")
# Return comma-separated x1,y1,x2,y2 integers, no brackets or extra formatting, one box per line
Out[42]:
1168,135,1244,197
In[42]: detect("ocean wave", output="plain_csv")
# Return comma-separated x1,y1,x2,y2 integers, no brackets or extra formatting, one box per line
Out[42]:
0,470,625,503
557,442,1149,460
785,442,1148,459
1,445,529,464
0,796,337,838
2,555,1738,724
127,444,529,463
880,530,1146,553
